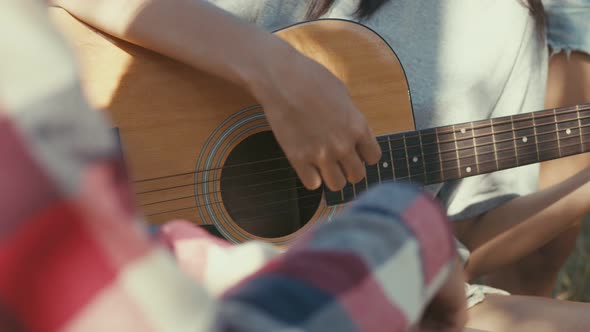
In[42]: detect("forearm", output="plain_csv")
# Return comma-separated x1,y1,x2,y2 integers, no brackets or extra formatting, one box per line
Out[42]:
52,0,294,96
463,167,590,278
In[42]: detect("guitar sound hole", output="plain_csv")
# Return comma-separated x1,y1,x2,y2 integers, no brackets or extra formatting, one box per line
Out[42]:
220,131,322,238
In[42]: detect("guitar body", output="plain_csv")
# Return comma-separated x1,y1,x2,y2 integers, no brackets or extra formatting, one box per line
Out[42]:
50,9,415,244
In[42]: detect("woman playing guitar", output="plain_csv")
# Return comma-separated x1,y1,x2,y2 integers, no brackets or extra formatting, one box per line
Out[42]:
52,0,590,330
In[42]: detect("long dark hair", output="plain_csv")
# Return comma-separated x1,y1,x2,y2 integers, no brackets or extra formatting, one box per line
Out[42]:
306,0,545,31
306,0,387,19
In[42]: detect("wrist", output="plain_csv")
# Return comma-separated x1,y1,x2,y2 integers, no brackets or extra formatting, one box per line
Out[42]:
235,33,300,103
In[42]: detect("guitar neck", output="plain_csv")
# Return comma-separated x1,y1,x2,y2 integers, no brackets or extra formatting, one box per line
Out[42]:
326,103,590,206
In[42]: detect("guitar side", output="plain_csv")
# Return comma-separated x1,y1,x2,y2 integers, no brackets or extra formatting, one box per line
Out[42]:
49,9,415,244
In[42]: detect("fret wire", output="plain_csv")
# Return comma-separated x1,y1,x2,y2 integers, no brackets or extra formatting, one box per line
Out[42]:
402,134,412,183
368,128,590,180
392,139,590,182
418,130,428,182
378,109,590,174
470,122,480,174
435,127,445,181
531,112,541,162
461,138,590,171
490,119,500,171
387,136,396,180
418,131,590,167
430,137,590,180
382,123,587,168
448,138,542,163
363,136,590,187
335,132,590,204
411,126,559,156
376,158,382,184
554,108,563,157
577,105,584,151
452,125,463,177
331,114,590,204
433,104,590,135
352,182,357,199
426,106,590,149
510,115,519,166
385,112,590,156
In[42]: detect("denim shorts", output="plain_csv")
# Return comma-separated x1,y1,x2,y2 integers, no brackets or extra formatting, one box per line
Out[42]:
543,0,590,55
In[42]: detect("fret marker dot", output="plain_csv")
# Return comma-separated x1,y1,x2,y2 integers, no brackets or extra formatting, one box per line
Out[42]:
412,156,419,163
382,162,389,168
460,128,466,134
466,167,472,173
522,136,528,143
566,128,572,135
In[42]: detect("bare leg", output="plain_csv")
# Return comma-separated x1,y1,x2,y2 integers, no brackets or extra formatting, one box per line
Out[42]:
485,52,590,297
466,294,590,332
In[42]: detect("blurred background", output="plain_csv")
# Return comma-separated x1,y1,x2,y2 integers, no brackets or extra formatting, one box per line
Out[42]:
557,216,590,301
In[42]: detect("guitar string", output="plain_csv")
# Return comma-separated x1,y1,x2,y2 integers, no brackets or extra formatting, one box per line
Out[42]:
147,201,323,226
133,105,590,185
137,118,590,195
136,108,590,192
214,201,323,227
413,105,590,135
140,121,590,201
145,143,584,219
139,127,579,207
143,134,590,218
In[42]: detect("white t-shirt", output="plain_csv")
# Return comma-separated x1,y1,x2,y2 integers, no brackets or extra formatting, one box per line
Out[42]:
209,0,548,221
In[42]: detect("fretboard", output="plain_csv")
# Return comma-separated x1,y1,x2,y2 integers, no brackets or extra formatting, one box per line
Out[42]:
325,103,590,206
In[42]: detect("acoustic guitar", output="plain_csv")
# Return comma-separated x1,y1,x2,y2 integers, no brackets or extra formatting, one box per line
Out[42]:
50,9,590,245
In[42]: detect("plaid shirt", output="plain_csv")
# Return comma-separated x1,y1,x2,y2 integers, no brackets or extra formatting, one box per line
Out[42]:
0,1,457,331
